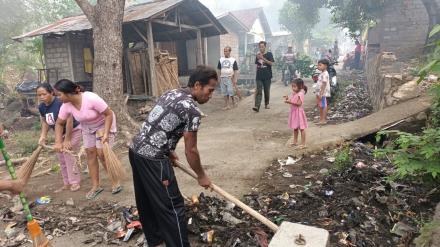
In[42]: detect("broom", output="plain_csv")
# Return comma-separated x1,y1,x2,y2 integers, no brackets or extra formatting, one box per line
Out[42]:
17,145,43,183
96,130,126,182
0,138,52,247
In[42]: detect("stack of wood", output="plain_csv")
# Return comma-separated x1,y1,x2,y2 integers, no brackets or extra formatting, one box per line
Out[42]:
154,50,179,96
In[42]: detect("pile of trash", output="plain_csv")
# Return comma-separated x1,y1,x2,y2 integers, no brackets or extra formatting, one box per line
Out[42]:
308,73,373,124
0,193,271,247
0,201,146,247
186,193,270,246
249,142,440,246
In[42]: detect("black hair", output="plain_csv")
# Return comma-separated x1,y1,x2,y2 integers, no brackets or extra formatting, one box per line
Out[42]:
36,82,54,94
355,40,360,45
54,79,83,94
318,59,330,67
259,41,267,47
328,49,332,53
187,66,218,88
292,78,308,94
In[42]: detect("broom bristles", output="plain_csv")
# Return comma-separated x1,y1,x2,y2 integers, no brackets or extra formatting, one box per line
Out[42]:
102,143,126,181
28,219,52,247
17,146,43,183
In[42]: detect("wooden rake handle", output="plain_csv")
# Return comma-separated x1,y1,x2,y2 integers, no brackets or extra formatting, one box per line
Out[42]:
174,160,279,232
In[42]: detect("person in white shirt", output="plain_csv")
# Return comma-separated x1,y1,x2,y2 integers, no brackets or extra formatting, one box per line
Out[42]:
316,59,331,125
217,46,239,110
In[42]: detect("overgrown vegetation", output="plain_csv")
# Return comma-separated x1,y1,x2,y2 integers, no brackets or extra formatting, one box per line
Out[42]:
333,145,352,172
418,24,440,83
376,26,440,182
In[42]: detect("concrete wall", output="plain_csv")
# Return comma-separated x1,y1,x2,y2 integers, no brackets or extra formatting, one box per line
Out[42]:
43,33,92,84
206,33,240,70
69,32,93,82
207,36,220,68
43,35,72,84
367,0,429,61
186,39,197,70
366,52,420,111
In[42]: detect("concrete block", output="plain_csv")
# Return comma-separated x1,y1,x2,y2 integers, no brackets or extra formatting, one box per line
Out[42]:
269,222,329,247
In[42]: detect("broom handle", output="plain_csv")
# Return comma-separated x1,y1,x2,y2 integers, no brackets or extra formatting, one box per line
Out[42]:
0,138,33,222
174,160,279,232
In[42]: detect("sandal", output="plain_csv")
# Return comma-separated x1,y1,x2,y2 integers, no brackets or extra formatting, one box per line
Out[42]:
86,187,104,200
298,145,307,150
112,185,123,195
289,142,298,147
55,185,70,193
70,184,81,192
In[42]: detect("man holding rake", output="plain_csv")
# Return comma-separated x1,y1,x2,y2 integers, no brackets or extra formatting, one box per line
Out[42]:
129,66,217,247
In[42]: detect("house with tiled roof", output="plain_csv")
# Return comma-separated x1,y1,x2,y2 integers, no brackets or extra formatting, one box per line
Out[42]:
206,7,272,79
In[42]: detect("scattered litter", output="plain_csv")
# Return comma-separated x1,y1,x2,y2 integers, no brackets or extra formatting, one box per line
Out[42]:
325,190,334,196
4,222,17,238
355,161,367,169
319,168,329,174
326,157,336,163
282,172,293,178
200,230,214,244
391,222,415,238
35,196,51,204
66,198,74,206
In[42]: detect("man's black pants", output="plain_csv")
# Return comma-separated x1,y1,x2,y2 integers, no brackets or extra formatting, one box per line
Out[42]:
129,149,189,247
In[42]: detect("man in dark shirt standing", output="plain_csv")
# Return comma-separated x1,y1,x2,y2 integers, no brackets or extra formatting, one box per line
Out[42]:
129,66,217,247
253,41,275,112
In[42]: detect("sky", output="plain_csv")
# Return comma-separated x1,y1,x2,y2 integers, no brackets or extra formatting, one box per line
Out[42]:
199,0,284,32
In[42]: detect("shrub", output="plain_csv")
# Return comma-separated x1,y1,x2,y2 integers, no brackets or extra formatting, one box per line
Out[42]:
376,129,440,179
333,146,353,172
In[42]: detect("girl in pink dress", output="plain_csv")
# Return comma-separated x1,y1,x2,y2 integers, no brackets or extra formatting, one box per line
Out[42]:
284,78,308,148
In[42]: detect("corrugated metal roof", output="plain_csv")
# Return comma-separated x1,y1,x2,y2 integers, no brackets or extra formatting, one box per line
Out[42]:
14,0,220,40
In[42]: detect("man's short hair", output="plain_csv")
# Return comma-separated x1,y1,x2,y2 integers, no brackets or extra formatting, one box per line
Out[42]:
188,65,218,87
318,59,330,66
259,41,267,47
224,46,232,52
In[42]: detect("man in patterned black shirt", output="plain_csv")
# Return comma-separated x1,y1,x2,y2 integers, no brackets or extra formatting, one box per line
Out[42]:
129,66,218,247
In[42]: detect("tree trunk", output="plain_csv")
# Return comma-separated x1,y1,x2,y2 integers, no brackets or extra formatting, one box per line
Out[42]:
421,0,440,46
91,0,125,116
75,0,139,132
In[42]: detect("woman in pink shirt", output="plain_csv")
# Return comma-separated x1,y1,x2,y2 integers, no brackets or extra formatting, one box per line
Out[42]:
53,79,122,200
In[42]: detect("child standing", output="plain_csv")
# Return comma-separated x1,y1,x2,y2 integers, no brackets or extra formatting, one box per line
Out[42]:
37,83,82,192
285,78,308,148
316,59,331,125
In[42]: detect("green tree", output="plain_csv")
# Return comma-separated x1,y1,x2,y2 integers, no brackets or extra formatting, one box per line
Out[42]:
326,0,390,38
279,0,322,52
